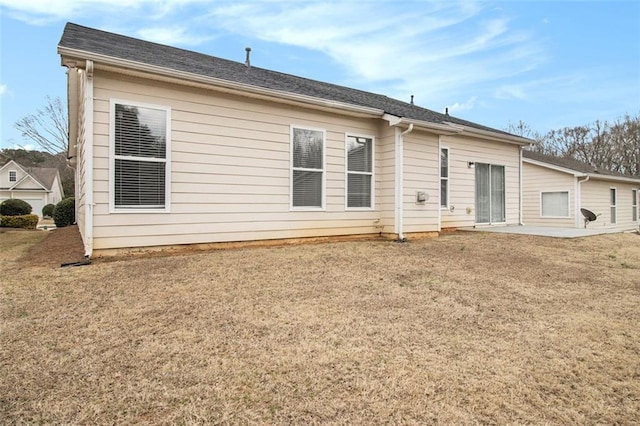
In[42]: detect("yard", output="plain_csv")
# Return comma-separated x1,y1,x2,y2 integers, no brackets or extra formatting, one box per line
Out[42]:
1,228,639,424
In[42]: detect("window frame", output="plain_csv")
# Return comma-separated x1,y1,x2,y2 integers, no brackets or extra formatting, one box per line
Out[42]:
290,125,326,211
540,190,570,218
610,187,617,224
109,99,171,214
440,147,449,209
345,133,375,210
8,170,17,183
632,189,637,222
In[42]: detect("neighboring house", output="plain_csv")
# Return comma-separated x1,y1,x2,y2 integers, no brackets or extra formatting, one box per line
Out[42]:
0,160,64,217
58,22,532,257
522,150,640,231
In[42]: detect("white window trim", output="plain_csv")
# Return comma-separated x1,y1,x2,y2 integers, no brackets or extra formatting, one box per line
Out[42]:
475,163,507,225
290,125,326,211
440,147,449,209
345,133,375,211
8,170,17,182
632,189,638,222
109,98,171,214
539,190,570,218
610,187,617,224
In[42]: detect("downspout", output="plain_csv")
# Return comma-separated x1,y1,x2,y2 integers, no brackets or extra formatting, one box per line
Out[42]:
395,123,414,241
519,146,524,225
84,60,95,258
576,175,589,228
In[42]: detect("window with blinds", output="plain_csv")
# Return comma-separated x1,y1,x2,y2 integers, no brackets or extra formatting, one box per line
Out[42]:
346,135,373,209
440,148,449,208
541,191,569,217
291,127,325,209
112,101,170,211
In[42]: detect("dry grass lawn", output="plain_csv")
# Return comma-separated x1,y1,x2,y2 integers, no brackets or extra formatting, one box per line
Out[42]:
1,228,639,424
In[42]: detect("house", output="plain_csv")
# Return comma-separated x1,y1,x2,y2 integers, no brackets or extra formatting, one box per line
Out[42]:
58,22,532,257
0,160,64,217
522,150,640,231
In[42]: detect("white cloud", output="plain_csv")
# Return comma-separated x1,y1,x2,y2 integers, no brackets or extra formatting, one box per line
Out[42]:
0,84,7,96
205,2,546,108
448,96,478,112
0,0,205,24
136,25,211,46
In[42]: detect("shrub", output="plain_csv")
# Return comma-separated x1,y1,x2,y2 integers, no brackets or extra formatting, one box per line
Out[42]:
0,214,39,229
0,199,32,216
42,203,55,218
53,197,75,228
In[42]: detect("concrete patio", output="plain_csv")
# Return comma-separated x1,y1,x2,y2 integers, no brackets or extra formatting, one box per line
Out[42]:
461,225,638,238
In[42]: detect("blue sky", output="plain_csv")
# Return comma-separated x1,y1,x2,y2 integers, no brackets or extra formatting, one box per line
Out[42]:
1,1,639,150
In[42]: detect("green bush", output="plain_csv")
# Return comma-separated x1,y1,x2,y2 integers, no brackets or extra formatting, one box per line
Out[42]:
0,214,39,229
42,203,55,218
53,197,75,228
0,199,32,216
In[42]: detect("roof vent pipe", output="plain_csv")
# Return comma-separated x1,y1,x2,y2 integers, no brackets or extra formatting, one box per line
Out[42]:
410,95,414,105
245,47,251,68
445,107,449,116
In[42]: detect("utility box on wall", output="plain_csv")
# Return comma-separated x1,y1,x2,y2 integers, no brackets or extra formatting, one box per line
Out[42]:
416,191,427,204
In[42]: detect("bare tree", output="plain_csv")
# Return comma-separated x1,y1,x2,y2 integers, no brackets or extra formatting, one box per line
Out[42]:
14,96,68,155
510,114,640,177
12,96,74,196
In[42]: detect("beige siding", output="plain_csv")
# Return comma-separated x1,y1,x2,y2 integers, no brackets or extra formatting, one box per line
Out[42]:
581,179,639,231
522,162,576,227
440,135,521,228
402,131,439,233
376,122,396,234
91,71,387,250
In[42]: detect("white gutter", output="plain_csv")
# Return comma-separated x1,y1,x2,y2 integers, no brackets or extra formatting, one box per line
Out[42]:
392,123,414,241
83,60,94,258
519,146,524,225
58,47,384,119
576,175,590,228
446,122,532,146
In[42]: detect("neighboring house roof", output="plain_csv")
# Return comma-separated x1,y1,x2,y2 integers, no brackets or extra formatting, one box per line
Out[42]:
523,150,640,183
28,167,59,190
58,22,531,144
0,160,59,191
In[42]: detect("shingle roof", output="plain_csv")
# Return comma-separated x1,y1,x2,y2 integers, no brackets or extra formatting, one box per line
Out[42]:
58,22,520,138
28,167,59,190
522,150,636,179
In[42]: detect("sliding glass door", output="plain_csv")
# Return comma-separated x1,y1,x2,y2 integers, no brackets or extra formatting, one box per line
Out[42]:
475,163,505,224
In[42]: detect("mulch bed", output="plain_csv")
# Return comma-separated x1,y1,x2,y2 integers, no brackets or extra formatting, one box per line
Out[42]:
20,225,86,268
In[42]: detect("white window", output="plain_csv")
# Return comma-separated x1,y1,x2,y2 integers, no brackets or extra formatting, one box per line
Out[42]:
632,189,637,222
291,126,325,209
110,100,171,212
541,191,569,217
8,170,17,182
346,135,373,209
440,148,449,208
610,188,617,224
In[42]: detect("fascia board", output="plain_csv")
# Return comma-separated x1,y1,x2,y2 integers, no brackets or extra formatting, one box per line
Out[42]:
59,47,384,118
445,122,533,146
585,173,640,184
383,115,463,135
522,157,585,177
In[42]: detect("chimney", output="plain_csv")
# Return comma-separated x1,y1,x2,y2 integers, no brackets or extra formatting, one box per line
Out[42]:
245,47,252,68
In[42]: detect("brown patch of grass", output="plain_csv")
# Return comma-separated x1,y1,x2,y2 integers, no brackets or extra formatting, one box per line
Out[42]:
1,232,639,424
